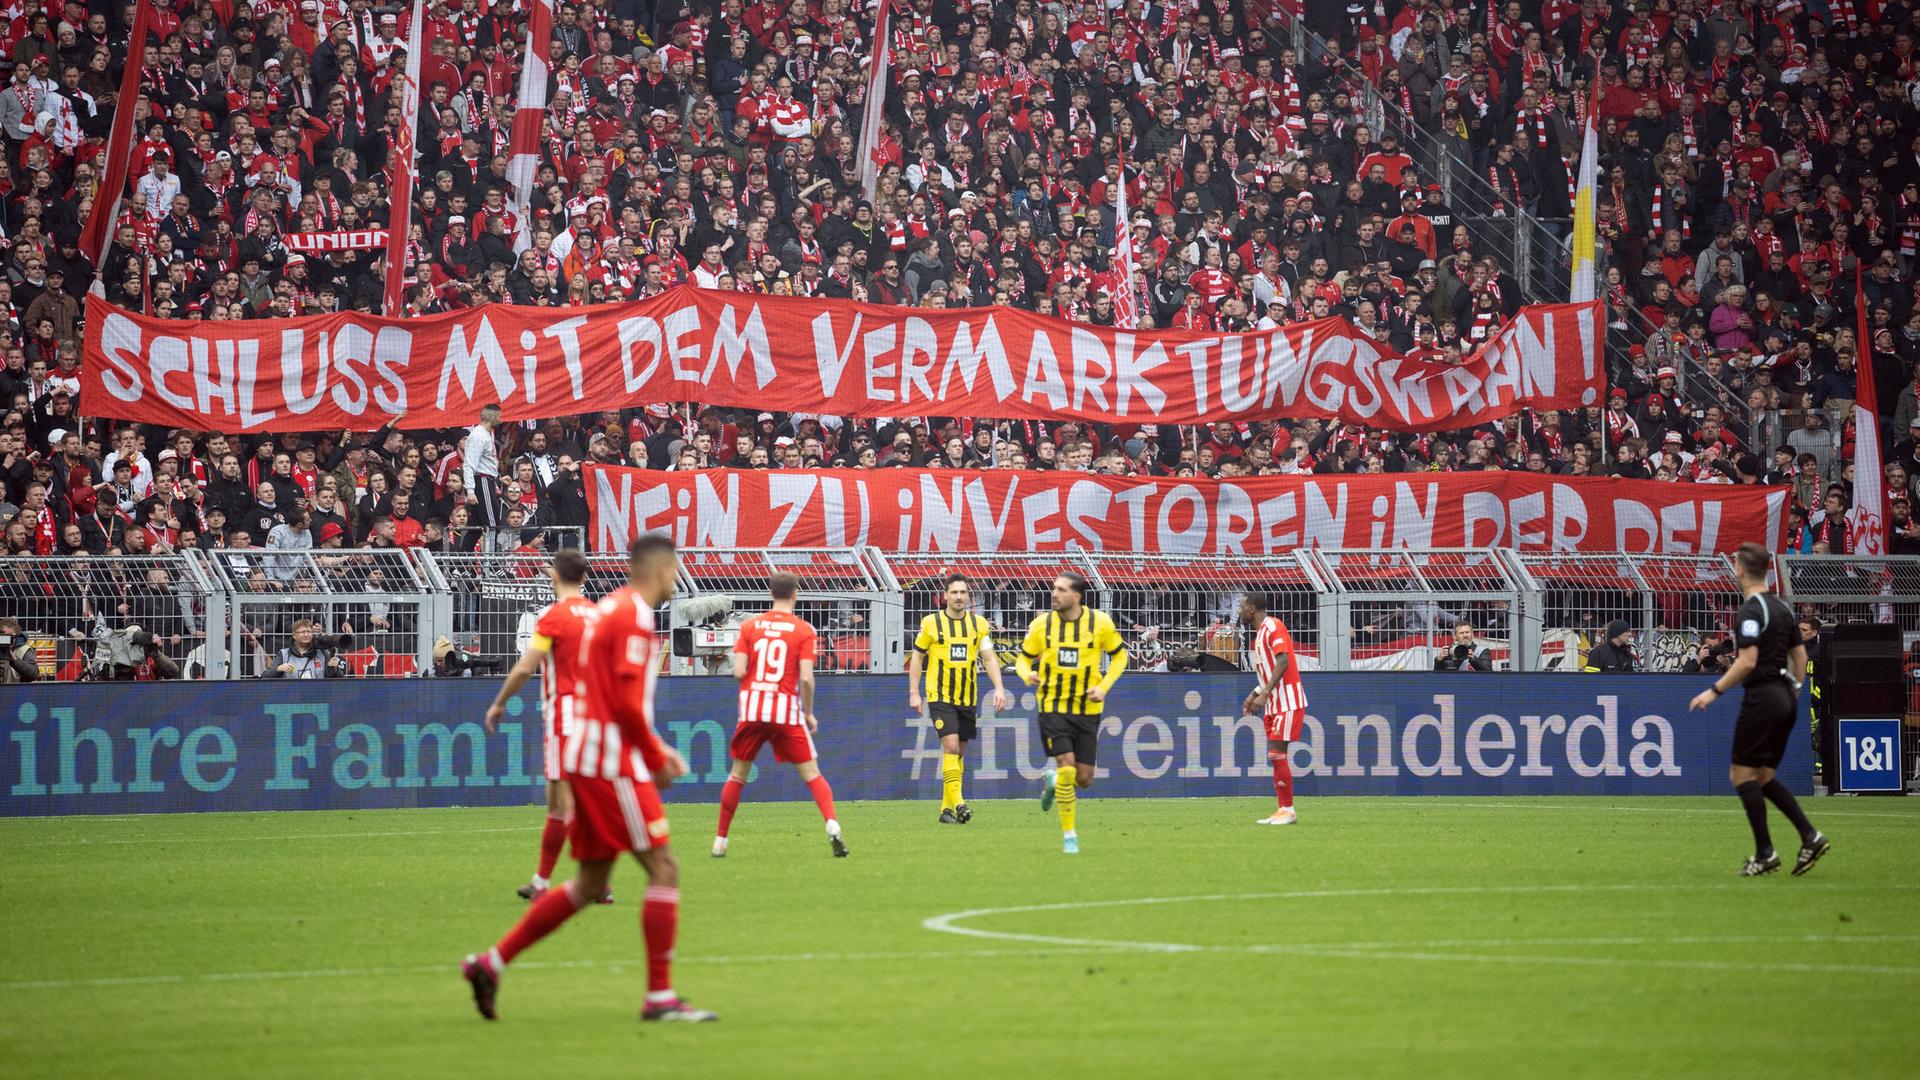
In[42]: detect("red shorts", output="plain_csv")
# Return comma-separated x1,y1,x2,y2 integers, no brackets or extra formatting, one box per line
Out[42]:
1266,710,1304,742
565,774,670,861
729,721,816,763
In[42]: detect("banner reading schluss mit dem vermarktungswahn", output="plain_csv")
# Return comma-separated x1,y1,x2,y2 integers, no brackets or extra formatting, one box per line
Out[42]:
0,674,1806,816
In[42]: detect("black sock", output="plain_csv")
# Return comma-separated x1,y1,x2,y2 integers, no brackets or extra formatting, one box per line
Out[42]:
1735,781,1772,857
1761,779,1817,845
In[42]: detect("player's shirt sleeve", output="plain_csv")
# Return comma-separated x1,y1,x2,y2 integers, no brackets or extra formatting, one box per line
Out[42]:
1021,615,1046,658
913,615,935,654
797,620,818,664
1095,612,1126,656
732,616,755,658
529,604,561,653
1733,596,1766,649
974,615,995,655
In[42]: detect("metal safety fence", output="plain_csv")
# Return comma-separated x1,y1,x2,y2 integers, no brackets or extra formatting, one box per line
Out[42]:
204,547,440,678
0,553,223,679
1507,552,1744,673
3,549,1916,681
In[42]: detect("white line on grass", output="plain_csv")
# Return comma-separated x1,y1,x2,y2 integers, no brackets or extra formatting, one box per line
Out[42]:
5,826,535,848
1418,801,1918,821
922,886,1920,976
0,948,1098,994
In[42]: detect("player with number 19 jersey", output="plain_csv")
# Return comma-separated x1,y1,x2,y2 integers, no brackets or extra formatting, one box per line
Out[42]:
731,610,819,760
1252,615,1307,741
714,575,846,859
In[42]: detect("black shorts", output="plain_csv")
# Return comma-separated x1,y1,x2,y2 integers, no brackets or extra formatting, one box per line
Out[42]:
1731,681,1798,769
1038,711,1100,766
928,702,978,743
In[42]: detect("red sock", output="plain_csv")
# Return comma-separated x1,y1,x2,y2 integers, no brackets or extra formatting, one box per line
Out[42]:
496,881,587,965
716,777,744,838
806,774,837,823
535,813,569,879
1271,751,1293,810
642,885,680,995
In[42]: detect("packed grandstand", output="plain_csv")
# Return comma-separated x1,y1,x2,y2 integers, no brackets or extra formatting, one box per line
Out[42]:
0,0,1916,599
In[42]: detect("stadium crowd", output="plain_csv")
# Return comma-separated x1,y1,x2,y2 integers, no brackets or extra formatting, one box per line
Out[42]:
1,0,1919,607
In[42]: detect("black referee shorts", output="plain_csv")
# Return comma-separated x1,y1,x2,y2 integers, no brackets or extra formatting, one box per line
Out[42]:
1038,711,1100,766
1731,681,1798,769
928,702,978,743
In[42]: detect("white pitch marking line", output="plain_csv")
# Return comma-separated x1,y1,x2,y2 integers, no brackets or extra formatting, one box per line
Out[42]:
922,886,1920,976
1269,944,1920,978
5,826,535,848
1419,801,1919,821
0,948,1115,994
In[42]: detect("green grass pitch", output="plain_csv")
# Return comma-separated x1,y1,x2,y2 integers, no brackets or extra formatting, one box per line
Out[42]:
3,795,1917,1078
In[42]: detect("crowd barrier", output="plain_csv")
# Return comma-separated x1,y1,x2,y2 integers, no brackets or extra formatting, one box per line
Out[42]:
8,549,1916,680
0,673,1809,816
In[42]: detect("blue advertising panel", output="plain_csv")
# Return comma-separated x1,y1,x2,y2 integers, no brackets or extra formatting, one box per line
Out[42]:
0,674,1810,816
1835,718,1903,793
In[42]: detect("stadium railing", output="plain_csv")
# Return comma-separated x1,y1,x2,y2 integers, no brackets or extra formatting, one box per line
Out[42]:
4,549,1914,679
1778,556,1920,635
200,546,441,678
1081,552,1331,673
1309,548,1525,670
1506,551,1744,672
671,548,901,675
0,552,223,679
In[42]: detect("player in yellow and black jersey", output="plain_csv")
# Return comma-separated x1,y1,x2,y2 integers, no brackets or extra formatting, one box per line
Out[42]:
909,574,1011,825
1014,573,1128,855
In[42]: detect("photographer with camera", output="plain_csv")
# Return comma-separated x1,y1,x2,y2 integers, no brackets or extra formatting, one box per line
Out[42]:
1684,635,1738,676
76,614,183,681
1584,620,1641,673
0,616,39,683
431,635,506,678
1433,622,1492,672
262,618,354,679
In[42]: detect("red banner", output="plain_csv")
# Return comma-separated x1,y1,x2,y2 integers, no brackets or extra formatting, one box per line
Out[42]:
82,291,1602,434
584,466,1788,556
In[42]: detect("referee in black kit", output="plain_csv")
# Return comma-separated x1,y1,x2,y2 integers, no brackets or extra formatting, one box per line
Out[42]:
1690,543,1830,877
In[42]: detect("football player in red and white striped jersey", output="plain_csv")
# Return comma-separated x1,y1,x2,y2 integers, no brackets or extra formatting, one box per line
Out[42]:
464,536,716,1024
1241,593,1309,826
712,571,846,859
484,549,600,901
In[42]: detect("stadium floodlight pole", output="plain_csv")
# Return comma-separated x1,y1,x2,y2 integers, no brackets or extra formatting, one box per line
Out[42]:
507,0,557,255
79,0,159,297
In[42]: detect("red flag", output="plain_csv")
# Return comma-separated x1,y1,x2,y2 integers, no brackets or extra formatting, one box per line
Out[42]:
1111,154,1138,329
1848,269,1887,554
79,0,158,290
383,0,428,316
857,0,893,201
505,0,555,253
